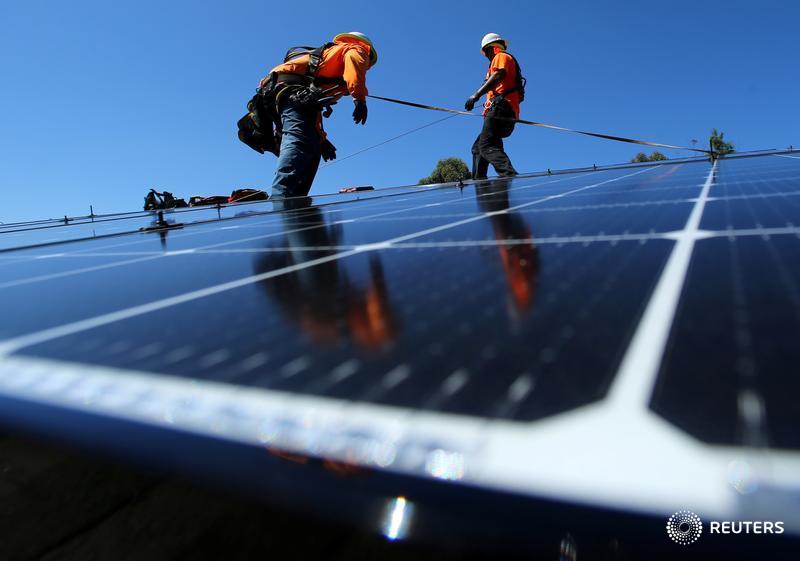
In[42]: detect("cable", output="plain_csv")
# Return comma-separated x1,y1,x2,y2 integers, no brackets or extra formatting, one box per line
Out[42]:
320,114,458,168
367,94,712,155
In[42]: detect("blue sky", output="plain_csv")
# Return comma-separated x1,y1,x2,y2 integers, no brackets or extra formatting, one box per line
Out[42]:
1,0,797,223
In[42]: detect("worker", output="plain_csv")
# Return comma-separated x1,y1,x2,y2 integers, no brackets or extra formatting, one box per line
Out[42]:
262,32,377,200
464,33,526,180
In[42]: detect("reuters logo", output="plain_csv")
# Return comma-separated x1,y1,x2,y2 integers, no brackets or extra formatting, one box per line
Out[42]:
667,510,703,545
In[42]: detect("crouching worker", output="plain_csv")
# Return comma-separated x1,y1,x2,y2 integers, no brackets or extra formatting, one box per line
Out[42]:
464,32,525,180
239,32,377,200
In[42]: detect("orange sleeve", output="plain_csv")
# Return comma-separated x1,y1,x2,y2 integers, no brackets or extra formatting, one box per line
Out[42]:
342,46,370,101
490,52,513,75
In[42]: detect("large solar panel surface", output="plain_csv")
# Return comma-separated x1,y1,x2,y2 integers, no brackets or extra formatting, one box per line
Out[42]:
1,152,799,537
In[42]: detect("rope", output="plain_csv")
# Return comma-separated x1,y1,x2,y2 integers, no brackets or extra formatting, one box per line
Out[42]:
320,113,458,168
367,94,713,155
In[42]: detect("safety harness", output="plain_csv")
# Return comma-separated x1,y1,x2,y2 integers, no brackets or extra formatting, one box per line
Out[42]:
237,43,347,155
283,43,335,82
494,52,527,103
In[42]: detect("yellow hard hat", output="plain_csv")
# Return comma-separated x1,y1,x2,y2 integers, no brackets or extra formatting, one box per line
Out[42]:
333,31,378,66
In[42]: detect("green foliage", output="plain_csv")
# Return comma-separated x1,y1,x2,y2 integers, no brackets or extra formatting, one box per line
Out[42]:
419,157,471,185
631,151,668,163
710,128,735,155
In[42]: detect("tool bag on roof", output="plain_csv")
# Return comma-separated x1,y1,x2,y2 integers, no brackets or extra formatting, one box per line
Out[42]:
144,189,188,211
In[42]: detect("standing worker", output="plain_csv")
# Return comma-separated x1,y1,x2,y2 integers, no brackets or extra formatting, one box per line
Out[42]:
464,33,526,180
246,33,377,200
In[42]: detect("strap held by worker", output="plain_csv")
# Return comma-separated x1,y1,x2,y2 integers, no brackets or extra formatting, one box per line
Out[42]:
367,94,711,155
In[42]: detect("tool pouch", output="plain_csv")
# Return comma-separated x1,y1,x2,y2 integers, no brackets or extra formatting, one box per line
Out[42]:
487,97,516,138
237,110,279,156
237,75,282,156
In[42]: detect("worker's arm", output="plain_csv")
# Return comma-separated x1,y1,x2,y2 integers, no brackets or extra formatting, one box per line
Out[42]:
464,69,506,111
342,46,370,125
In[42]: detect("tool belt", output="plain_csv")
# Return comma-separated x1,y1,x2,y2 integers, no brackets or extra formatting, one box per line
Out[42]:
237,72,346,155
486,96,516,138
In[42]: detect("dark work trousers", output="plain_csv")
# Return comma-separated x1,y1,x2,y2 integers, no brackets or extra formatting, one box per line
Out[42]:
471,98,518,180
271,96,322,199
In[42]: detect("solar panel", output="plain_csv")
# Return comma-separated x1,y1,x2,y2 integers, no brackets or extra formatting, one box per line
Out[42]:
1,152,799,551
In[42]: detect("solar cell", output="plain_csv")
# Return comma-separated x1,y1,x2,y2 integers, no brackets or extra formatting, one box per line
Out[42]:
1,152,799,546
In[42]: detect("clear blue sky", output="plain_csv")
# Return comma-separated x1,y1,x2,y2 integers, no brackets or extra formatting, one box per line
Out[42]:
1,0,797,223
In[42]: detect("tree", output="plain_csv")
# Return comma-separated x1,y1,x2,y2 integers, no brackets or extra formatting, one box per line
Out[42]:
419,157,471,185
631,151,668,163
710,128,734,155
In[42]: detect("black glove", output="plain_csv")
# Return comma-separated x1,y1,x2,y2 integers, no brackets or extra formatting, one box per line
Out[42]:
321,139,337,162
353,100,368,125
464,95,478,112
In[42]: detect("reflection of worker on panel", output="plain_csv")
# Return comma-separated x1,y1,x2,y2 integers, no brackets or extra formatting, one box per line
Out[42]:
475,180,540,311
254,201,398,349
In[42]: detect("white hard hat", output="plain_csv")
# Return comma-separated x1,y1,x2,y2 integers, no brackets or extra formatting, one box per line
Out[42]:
333,31,378,66
480,32,507,50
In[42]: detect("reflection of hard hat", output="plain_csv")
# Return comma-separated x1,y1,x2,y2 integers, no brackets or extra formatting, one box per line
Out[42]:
480,32,507,50
333,31,378,66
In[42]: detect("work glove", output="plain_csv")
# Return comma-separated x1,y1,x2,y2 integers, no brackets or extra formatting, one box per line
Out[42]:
321,139,337,162
353,100,368,125
464,95,478,112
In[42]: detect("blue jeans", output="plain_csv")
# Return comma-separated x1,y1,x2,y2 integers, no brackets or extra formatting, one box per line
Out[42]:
271,96,322,199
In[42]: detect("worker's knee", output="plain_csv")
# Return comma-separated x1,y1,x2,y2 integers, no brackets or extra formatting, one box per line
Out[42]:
479,138,500,155
471,138,482,156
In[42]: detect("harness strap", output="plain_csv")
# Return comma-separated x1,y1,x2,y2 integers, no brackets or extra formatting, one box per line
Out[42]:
306,42,334,79
493,52,526,102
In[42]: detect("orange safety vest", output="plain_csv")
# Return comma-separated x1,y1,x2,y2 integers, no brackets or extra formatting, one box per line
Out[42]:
267,40,371,102
484,49,523,118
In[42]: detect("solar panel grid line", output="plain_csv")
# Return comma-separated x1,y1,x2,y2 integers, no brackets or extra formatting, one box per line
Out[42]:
351,199,702,220
0,170,585,256
374,167,660,247
0,254,171,290
0,189,536,287
168,224,800,251
0,183,453,252
0,166,657,356
0,181,450,236
0,156,702,239
0,189,469,281
5,153,708,254
19,192,791,262
0,171,610,288
5,166,593,249
607,160,717,408
10,196,702,258
0,249,360,357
